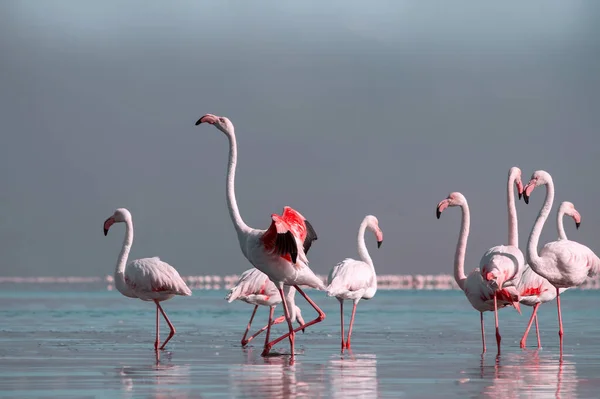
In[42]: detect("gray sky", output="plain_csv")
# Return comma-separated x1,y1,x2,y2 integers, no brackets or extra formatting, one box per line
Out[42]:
1,1,599,277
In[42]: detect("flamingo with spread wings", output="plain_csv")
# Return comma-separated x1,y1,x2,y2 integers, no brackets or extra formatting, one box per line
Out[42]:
103,208,192,350
195,114,325,361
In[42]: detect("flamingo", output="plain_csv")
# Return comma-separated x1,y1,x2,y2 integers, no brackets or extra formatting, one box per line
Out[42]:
226,268,305,347
517,201,581,349
478,166,525,353
522,170,600,354
103,208,192,350
326,215,383,351
195,114,325,360
436,192,521,354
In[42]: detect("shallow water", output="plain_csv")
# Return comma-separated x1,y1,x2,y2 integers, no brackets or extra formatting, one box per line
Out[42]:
0,284,599,398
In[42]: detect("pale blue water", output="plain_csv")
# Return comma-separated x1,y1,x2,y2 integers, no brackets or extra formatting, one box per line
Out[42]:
1,284,599,398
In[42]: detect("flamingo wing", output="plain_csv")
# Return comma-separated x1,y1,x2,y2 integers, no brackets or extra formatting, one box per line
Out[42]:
261,207,316,266
541,240,600,279
226,268,274,302
326,258,373,297
281,206,318,254
125,257,192,298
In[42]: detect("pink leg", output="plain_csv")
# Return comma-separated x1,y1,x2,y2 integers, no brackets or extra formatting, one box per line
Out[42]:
156,302,176,350
261,284,327,351
241,305,259,346
262,287,295,359
339,299,345,351
245,308,286,345
494,294,501,355
520,303,540,349
154,303,160,351
480,312,486,354
556,288,564,356
535,313,541,348
346,302,358,349
262,306,275,353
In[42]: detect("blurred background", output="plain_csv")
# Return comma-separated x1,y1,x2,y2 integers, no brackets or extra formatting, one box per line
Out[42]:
1,0,599,278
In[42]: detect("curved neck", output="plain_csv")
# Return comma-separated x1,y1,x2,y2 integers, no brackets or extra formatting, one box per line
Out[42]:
557,208,567,240
454,203,469,291
527,180,554,269
357,219,374,267
115,218,133,276
507,173,518,247
224,129,252,237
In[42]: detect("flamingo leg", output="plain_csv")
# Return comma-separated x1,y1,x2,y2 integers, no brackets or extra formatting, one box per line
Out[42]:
241,305,259,346
262,287,295,359
156,302,176,350
339,299,345,351
260,284,327,353
262,306,275,353
154,302,160,351
520,303,540,349
556,287,564,356
246,308,286,345
346,302,358,349
535,313,541,348
494,294,501,355
480,312,486,354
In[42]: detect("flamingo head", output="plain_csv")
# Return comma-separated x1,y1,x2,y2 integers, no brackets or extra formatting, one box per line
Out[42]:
365,215,384,248
103,208,132,236
497,287,521,314
522,170,552,204
436,192,467,219
195,114,234,135
560,201,582,229
510,167,524,200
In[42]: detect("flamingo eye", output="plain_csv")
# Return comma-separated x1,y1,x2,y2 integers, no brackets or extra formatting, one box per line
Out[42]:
219,118,225,123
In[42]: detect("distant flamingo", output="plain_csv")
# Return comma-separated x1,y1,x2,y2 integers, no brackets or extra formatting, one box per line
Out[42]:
523,170,600,354
103,208,192,350
326,215,383,351
478,167,525,353
226,268,305,346
195,114,325,360
517,201,581,349
436,192,521,354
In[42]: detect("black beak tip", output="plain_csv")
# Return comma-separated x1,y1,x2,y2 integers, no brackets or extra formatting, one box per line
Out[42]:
377,241,382,248
523,194,530,204
302,328,305,334
576,222,581,229
103,228,108,236
195,119,202,126
436,209,441,219
518,192,523,200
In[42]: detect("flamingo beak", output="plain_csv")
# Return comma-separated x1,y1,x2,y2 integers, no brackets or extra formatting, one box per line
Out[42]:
195,114,218,126
574,211,581,229
513,301,522,315
516,180,524,200
436,200,449,219
103,217,115,236
377,240,382,248
522,180,536,205
576,222,581,229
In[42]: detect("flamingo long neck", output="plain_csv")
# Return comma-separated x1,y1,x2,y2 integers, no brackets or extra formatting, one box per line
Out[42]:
357,218,374,268
507,172,518,247
557,208,567,240
526,179,554,273
454,203,469,291
224,128,252,239
114,218,133,292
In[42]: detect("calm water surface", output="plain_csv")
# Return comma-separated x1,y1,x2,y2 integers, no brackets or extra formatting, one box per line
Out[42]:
1,284,599,398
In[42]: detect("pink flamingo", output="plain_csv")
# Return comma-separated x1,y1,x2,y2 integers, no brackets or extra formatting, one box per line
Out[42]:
226,268,305,346
326,215,383,351
436,192,521,354
523,170,600,354
103,208,192,350
517,201,581,349
195,114,325,361
478,167,525,353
